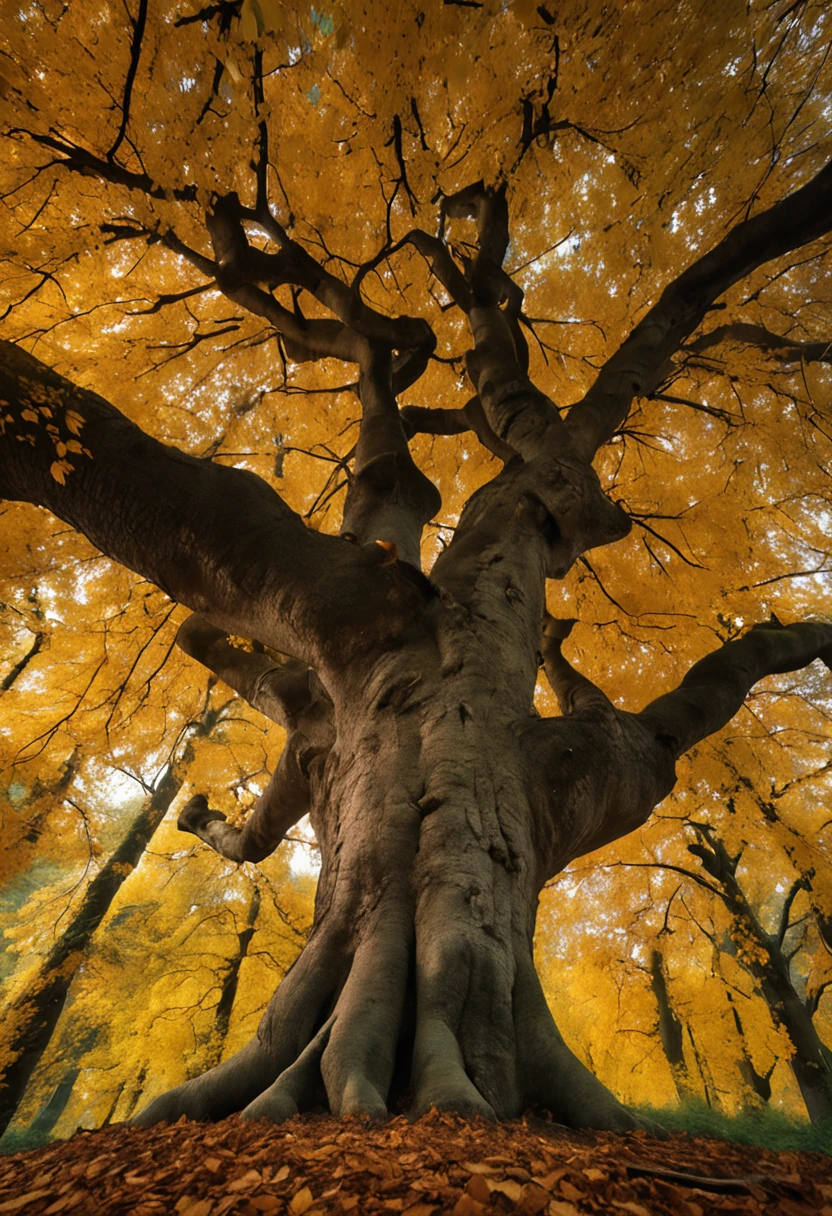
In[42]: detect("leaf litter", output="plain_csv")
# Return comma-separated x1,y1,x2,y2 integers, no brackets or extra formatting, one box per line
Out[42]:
0,1110,829,1214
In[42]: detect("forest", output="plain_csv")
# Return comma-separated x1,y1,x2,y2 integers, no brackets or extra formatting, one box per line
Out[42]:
1,0,832,1148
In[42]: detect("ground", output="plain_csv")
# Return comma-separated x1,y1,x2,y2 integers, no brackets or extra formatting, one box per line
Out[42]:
0,1113,830,1215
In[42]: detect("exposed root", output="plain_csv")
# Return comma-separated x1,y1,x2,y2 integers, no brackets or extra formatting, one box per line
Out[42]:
514,954,644,1133
131,1038,272,1127
131,928,651,1133
412,1015,497,1120
241,1016,336,1122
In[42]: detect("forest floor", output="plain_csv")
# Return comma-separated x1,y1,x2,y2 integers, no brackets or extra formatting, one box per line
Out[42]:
0,1109,830,1215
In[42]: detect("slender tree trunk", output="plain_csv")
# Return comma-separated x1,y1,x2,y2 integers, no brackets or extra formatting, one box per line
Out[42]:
649,949,699,1102
688,827,832,1123
200,884,262,1073
0,767,186,1135
1,631,45,693
726,995,773,1108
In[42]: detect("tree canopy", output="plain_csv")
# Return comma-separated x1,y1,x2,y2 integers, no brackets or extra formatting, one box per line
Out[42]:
1,0,832,1141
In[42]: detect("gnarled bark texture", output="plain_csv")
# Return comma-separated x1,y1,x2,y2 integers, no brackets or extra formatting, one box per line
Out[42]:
2,159,832,1131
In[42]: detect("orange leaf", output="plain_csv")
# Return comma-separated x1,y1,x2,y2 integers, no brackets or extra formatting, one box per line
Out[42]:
289,1189,314,1215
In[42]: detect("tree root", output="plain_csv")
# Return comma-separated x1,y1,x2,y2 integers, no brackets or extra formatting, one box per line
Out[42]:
131,929,652,1134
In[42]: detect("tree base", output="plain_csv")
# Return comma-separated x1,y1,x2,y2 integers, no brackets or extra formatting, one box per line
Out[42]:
131,945,651,1135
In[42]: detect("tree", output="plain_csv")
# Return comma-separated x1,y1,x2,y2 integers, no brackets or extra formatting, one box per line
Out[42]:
1,0,832,1131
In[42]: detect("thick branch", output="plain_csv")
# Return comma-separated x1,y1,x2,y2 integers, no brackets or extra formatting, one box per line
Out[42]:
640,618,832,758
175,616,335,863
177,740,311,864
0,341,428,670
540,614,615,717
401,397,515,463
341,349,441,569
686,321,832,365
566,160,832,457
175,615,315,728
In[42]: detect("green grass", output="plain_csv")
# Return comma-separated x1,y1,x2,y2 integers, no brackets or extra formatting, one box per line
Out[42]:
637,1098,832,1154
0,1127,56,1156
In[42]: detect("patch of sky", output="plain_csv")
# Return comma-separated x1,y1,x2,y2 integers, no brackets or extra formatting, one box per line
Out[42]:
0,858,66,915
6,782,27,807
306,82,321,107
554,234,581,258
310,8,335,36
288,44,302,64
179,76,196,93
288,814,321,877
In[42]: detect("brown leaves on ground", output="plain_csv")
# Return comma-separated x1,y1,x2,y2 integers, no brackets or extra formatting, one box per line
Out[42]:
0,1112,830,1215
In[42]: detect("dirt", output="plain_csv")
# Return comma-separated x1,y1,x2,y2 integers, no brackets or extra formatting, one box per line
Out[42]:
0,1110,829,1215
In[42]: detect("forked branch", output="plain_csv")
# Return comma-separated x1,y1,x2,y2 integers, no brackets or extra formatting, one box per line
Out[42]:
565,160,832,458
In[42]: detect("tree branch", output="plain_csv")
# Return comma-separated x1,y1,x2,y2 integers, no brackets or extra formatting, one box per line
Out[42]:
639,617,832,759
175,615,317,728
685,321,832,365
539,614,615,718
565,159,832,457
108,0,149,163
0,341,431,672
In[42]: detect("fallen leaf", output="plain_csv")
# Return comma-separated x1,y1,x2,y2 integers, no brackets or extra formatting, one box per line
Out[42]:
535,1169,568,1190
546,1202,581,1216
452,1198,486,1216
466,1175,491,1203
521,1185,550,1214
490,1179,525,1202
0,1192,52,1213
176,1202,213,1216
558,1181,584,1202
289,1188,315,1215
227,1169,262,1191
582,1168,606,1182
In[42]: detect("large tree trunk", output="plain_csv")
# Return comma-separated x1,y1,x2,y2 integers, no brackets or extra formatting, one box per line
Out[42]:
136,630,658,1131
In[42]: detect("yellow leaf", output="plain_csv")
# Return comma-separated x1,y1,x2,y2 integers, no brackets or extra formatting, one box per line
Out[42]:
49,461,66,485
289,1189,314,1215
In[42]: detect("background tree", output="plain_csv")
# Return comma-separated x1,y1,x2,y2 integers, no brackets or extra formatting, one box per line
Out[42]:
1,0,832,1134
